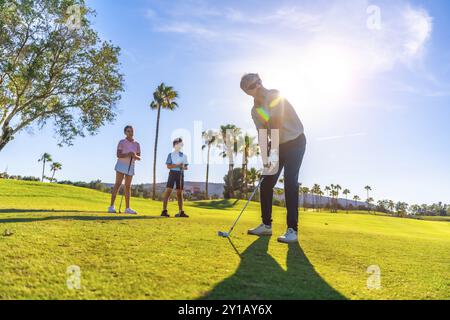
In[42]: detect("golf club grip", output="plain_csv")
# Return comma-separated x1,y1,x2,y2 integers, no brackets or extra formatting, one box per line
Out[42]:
228,177,264,234
127,157,133,172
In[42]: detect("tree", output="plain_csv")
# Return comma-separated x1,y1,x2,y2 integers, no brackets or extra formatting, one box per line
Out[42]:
219,124,241,198
377,200,389,213
246,167,260,189
223,168,244,199
409,204,421,216
150,83,179,200
367,197,374,214
343,189,351,213
365,186,372,212
300,187,310,211
238,134,259,197
395,201,409,217
318,190,324,212
332,184,342,213
324,185,331,208
202,130,218,200
0,0,124,152
50,162,62,182
353,195,360,208
388,200,395,214
331,190,339,212
38,153,52,182
312,184,321,212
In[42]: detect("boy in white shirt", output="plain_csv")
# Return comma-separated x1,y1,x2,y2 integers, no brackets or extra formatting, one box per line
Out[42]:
161,138,189,218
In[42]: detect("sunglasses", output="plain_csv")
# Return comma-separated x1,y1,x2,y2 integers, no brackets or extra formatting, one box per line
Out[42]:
247,80,261,91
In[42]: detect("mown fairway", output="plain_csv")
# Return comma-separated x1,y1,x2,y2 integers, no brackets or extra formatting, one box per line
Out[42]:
0,180,449,300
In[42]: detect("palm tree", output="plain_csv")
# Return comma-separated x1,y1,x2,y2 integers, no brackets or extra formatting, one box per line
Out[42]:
239,134,259,197
150,83,179,200
246,168,260,189
38,153,52,182
300,186,310,211
395,201,409,217
312,184,321,212
334,184,342,213
343,189,351,213
365,185,372,212
353,195,360,209
50,162,62,182
219,124,241,198
367,197,375,214
324,185,331,209
388,200,395,214
318,190,324,212
202,130,218,200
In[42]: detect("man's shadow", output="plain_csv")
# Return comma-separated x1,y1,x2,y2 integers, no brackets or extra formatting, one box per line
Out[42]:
202,237,345,300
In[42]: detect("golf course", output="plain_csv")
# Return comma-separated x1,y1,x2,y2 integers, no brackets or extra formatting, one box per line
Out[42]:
0,179,448,300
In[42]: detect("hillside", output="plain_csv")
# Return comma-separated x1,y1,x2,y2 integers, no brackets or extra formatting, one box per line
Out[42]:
0,180,449,300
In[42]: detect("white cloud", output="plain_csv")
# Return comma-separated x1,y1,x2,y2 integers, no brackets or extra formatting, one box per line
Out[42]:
154,22,217,37
402,6,433,57
317,133,367,142
144,0,435,101
145,0,433,70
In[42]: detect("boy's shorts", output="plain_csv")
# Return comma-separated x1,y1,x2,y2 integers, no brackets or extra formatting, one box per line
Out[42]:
166,171,183,190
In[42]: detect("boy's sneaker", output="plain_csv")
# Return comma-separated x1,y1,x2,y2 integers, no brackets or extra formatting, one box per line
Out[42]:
161,210,170,218
108,206,117,214
124,208,137,215
175,211,189,218
277,228,298,244
248,224,272,236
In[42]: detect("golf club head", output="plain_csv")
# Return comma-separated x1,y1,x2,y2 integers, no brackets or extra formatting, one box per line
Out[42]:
218,231,229,238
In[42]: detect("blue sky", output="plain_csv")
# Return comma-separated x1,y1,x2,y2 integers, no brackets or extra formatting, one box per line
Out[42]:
1,0,449,204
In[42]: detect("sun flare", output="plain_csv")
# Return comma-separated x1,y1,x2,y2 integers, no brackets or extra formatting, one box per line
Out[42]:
262,44,359,110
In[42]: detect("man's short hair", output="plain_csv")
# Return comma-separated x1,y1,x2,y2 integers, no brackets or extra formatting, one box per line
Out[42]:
124,125,133,133
240,73,261,91
173,137,183,147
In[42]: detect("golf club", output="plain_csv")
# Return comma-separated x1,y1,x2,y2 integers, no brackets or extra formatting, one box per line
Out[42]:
179,163,186,214
118,157,133,213
218,176,265,238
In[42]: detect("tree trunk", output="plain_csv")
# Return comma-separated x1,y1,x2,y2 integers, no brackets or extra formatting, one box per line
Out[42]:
228,163,234,198
51,170,56,182
152,105,161,200
205,145,210,200
0,138,8,152
41,160,46,182
0,125,13,152
367,191,370,213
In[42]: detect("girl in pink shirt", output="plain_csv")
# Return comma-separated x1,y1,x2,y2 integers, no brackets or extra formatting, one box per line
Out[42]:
108,125,141,214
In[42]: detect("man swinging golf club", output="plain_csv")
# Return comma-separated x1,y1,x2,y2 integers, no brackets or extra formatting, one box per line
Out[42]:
241,74,307,244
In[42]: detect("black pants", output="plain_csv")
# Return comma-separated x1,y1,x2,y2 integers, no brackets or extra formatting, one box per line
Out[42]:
260,134,306,231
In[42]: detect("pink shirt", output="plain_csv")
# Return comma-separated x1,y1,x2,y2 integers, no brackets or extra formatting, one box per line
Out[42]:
117,139,141,165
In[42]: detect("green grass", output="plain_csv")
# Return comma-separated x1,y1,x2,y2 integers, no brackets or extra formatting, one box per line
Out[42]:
0,180,449,300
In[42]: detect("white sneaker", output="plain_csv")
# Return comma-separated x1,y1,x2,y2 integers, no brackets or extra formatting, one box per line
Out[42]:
124,208,137,215
277,228,298,244
248,224,272,236
108,206,117,214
